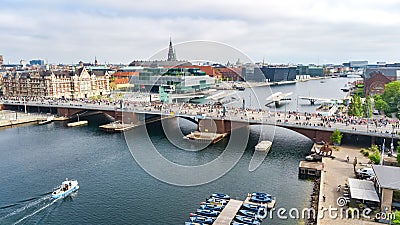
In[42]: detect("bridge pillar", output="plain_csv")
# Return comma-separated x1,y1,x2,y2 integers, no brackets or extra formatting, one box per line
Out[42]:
198,118,248,134
371,136,376,146
121,111,139,124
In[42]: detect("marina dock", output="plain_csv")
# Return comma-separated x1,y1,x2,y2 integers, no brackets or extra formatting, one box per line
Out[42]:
99,123,137,132
298,161,322,178
67,121,88,127
184,131,227,144
255,140,272,152
187,193,276,224
213,199,243,225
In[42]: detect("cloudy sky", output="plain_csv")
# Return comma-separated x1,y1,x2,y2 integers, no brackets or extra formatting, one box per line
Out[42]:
0,0,399,65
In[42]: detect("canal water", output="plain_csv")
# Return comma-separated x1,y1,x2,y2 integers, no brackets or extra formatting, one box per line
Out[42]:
0,77,360,224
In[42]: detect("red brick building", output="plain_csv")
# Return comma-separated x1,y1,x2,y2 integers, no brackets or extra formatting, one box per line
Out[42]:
364,72,392,96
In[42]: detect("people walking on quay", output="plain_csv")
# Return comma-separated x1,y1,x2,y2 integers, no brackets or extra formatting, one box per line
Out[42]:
353,157,358,173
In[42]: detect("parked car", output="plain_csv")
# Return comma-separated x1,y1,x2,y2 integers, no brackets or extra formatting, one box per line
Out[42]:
356,167,375,179
305,154,322,162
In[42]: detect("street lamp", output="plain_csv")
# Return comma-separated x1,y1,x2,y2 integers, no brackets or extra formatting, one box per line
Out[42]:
391,124,395,154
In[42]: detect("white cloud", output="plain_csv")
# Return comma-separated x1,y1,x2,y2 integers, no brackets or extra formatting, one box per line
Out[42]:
0,0,399,64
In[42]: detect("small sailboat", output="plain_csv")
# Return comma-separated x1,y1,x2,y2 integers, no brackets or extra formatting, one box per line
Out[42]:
51,178,79,199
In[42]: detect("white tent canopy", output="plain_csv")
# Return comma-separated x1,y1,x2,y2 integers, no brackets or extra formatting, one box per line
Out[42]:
348,178,380,202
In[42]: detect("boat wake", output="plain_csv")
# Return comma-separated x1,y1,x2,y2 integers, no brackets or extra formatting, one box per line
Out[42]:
12,197,61,225
0,192,60,224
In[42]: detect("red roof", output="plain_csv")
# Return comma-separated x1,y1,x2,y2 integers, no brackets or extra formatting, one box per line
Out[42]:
112,71,138,77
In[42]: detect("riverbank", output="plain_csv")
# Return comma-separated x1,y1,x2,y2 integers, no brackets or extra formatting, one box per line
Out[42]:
0,111,47,128
317,145,379,225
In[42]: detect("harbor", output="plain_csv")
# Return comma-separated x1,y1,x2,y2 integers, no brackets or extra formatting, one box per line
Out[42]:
187,192,276,224
1,77,385,225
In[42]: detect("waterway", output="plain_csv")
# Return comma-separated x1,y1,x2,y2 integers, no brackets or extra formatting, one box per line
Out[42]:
0,77,360,224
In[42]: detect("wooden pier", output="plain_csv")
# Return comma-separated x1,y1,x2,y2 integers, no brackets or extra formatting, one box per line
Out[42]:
213,199,243,225
184,131,227,144
298,161,322,178
99,123,137,133
67,121,88,127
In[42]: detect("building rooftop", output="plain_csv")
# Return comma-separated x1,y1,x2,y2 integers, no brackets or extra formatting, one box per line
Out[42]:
373,165,400,190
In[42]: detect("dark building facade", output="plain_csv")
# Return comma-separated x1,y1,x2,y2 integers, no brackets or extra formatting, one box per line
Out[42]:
261,66,297,82
29,59,45,66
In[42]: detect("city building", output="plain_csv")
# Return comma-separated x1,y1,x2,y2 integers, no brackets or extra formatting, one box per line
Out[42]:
296,65,324,77
2,67,110,99
129,67,215,93
213,65,243,81
308,66,324,77
129,39,191,68
0,55,3,66
364,67,400,96
29,59,45,66
349,60,368,69
260,66,297,82
373,165,400,212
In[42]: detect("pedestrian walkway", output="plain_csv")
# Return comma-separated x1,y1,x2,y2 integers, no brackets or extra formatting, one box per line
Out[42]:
317,145,379,225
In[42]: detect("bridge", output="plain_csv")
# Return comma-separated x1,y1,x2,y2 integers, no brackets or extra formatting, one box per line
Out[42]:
1,100,399,145
298,96,343,105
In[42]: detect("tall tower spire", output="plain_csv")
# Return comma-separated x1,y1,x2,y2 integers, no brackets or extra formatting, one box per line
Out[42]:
167,37,175,61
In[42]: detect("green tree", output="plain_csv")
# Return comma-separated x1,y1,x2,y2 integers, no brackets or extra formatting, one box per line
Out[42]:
363,96,372,118
368,148,381,164
393,210,400,225
330,129,343,145
373,94,388,112
348,95,363,116
397,141,400,165
382,81,400,115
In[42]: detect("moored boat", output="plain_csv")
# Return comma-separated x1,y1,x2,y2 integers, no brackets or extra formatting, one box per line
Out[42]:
51,178,79,199
206,197,228,205
189,213,214,224
249,192,272,203
241,203,265,212
234,215,261,225
196,208,220,217
239,209,258,218
211,193,230,200
199,203,224,211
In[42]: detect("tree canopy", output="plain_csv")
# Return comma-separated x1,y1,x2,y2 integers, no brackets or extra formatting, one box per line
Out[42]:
348,95,363,116
381,81,400,117
330,129,343,145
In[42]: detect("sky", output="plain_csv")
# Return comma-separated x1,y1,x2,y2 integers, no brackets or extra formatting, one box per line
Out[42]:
0,0,400,65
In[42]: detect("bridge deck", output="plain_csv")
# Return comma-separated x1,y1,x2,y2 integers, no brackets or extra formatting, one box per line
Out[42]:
213,199,243,225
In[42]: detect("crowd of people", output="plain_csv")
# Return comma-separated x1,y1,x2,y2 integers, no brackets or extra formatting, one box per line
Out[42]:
0,96,399,135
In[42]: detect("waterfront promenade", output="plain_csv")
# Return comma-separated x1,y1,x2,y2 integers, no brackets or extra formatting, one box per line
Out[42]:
317,145,379,225
0,111,47,127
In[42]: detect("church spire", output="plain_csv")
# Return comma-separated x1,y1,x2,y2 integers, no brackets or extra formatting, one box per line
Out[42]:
167,37,176,61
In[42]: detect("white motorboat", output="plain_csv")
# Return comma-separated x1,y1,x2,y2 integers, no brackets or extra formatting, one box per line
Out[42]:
52,178,79,199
